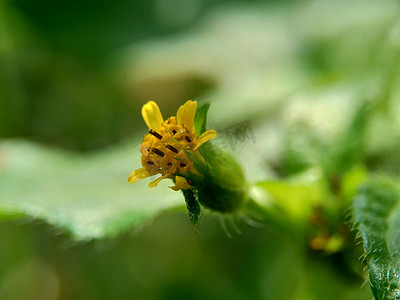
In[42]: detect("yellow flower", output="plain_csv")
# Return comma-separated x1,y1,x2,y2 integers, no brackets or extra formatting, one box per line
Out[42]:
128,100,217,191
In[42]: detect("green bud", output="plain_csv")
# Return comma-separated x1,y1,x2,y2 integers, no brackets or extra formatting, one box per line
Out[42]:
183,142,249,214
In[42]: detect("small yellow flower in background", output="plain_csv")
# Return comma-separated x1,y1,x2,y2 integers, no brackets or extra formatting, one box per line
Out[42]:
128,100,217,191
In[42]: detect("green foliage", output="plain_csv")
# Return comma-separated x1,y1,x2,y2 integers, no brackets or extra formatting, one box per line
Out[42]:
255,179,323,228
323,102,371,178
2,0,400,298
353,179,400,300
0,139,183,240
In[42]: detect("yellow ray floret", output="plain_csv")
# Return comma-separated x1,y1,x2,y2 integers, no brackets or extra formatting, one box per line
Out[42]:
169,176,192,191
194,130,217,150
141,101,164,130
128,167,151,184
176,100,197,131
149,174,173,188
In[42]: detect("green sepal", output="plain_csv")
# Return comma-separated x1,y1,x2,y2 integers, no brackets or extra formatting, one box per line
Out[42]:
194,102,211,137
181,188,202,225
184,143,248,213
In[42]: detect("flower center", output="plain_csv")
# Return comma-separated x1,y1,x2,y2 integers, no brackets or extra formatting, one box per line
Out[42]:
140,117,197,176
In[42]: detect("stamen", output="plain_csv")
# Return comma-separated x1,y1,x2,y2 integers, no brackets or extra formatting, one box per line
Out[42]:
172,130,177,135
152,148,165,157
166,144,179,154
147,161,154,165
180,163,187,168
148,129,163,140
185,136,192,143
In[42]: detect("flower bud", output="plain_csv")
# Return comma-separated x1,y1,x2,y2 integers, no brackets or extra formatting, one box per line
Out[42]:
183,143,249,213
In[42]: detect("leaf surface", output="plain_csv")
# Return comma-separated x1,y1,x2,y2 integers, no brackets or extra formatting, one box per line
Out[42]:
353,179,400,300
0,139,183,240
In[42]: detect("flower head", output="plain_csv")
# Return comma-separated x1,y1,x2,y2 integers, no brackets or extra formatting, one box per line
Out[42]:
128,100,248,223
128,100,217,191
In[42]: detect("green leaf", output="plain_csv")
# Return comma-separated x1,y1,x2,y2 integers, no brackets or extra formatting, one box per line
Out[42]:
194,102,210,137
352,179,400,299
181,189,201,225
0,139,183,240
254,175,324,234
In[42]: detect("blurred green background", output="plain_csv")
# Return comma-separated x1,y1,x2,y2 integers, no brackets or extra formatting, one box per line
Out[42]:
1,0,400,298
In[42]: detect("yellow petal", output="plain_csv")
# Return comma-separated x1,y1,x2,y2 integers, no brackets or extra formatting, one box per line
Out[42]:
169,176,192,191
148,174,172,188
128,168,151,184
193,130,217,150
142,101,164,130
176,100,197,131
